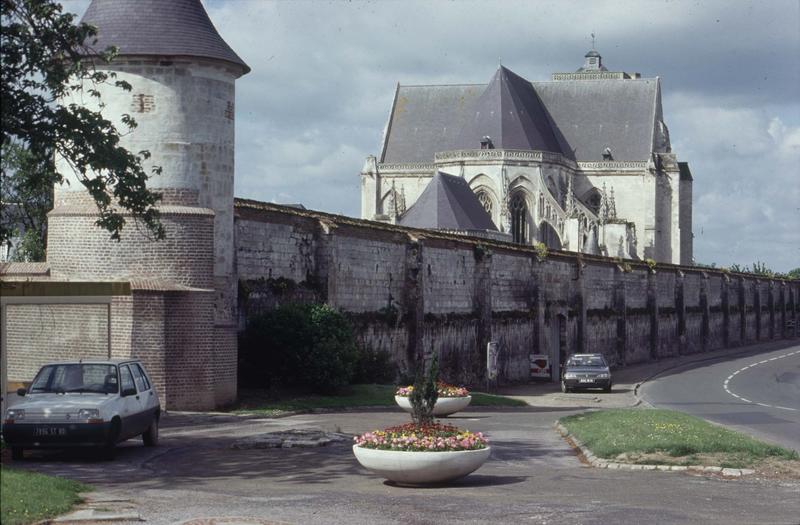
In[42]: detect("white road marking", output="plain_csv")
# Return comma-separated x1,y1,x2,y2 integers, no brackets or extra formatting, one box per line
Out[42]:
723,350,800,412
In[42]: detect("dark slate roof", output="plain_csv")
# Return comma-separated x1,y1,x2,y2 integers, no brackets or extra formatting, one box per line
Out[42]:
380,68,661,162
533,79,659,161
381,84,484,163
455,67,565,155
398,172,497,231
81,0,249,74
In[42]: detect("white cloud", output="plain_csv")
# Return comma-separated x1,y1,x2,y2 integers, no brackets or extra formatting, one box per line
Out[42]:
667,92,800,271
61,0,800,271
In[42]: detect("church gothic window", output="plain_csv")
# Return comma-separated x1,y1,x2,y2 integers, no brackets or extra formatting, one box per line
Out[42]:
510,193,528,244
476,190,493,216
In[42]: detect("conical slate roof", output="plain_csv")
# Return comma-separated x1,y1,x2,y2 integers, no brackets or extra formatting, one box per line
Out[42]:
455,66,564,154
398,172,497,232
81,0,249,75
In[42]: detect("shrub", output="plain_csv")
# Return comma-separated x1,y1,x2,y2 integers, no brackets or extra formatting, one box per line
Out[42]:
410,355,439,426
353,347,396,385
240,303,359,393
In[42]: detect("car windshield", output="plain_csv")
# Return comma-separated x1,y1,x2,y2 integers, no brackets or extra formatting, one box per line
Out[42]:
29,364,119,394
567,356,607,367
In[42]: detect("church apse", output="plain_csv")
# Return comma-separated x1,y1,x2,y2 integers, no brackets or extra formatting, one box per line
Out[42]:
361,47,692,264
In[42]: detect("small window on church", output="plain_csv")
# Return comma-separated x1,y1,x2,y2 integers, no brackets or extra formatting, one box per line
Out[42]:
589,58,596,65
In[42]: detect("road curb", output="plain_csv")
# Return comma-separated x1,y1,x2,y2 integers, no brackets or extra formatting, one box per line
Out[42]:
554,422,754,477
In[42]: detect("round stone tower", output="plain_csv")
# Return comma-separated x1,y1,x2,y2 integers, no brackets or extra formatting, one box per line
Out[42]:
47,0,249,408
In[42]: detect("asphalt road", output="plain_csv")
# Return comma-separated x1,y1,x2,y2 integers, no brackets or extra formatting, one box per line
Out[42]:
640,344,800,452
9,407,800,525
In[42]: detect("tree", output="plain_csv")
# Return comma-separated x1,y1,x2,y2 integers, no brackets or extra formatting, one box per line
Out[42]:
787,268,800,281
0,141,51,260
1,0,164,245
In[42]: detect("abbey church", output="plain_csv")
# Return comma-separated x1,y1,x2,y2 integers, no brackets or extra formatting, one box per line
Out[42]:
361,50,693,265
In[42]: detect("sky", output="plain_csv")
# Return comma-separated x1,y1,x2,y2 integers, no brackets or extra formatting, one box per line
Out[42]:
64,0,799,272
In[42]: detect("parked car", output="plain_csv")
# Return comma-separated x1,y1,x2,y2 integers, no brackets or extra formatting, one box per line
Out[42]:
2,359,161,460
561,353,612,393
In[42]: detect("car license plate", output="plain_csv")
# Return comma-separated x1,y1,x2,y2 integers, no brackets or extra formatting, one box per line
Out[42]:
579,379,594,383
33,426,67,437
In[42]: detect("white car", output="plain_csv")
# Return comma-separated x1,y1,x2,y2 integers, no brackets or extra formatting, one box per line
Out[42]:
2,359,161,460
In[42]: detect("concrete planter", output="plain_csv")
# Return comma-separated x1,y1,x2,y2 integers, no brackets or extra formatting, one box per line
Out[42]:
394,395,472,416
353,445,491,485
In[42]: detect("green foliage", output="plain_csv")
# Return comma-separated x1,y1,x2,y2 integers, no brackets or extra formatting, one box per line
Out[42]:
1,467,90,525
410,354,439,426
473,243,491,261
352,347,396,385
722,261,796,279
9,229,45,261
0,141,52,260
1,0,163,241
614,256,632,273
560,409,798,467
645,258,657,271
534,242,548,262
240,303,359,393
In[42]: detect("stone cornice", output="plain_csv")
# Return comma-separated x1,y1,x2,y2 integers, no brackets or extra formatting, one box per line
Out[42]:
377,162,435,173
434,149,575,168
376,154,651,175
577,160,649,170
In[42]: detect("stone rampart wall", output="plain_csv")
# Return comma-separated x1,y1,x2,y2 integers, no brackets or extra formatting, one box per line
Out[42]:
235,201,800,385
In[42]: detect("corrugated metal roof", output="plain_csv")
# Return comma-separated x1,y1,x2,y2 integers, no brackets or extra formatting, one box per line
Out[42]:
0,262,51,276
380,67,660,163
81,0,249,75
398,172,497,231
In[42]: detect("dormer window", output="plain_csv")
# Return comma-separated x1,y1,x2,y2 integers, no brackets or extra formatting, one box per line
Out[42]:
602,147,613,161
480,136,494,149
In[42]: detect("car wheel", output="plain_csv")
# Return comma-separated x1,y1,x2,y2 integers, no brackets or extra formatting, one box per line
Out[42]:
561,380,570,393
11,447,24,461
101,418,120,460
143,417,159,447
604,384,612,393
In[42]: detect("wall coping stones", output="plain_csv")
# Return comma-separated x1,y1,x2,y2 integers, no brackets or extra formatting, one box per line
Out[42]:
554,422,755,477
233,197,798,283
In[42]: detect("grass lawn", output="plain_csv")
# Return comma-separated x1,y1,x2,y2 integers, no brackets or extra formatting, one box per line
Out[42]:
234,384,526,415
1,467,90,525
560,408,799,468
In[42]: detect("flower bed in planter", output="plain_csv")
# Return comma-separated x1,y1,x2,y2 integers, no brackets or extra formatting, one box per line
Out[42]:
352,423,490,485
395,382,472,416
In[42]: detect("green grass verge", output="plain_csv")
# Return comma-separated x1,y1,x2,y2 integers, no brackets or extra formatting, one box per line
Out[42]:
234,384,526,415
560,408,799,468
1,467,90,525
